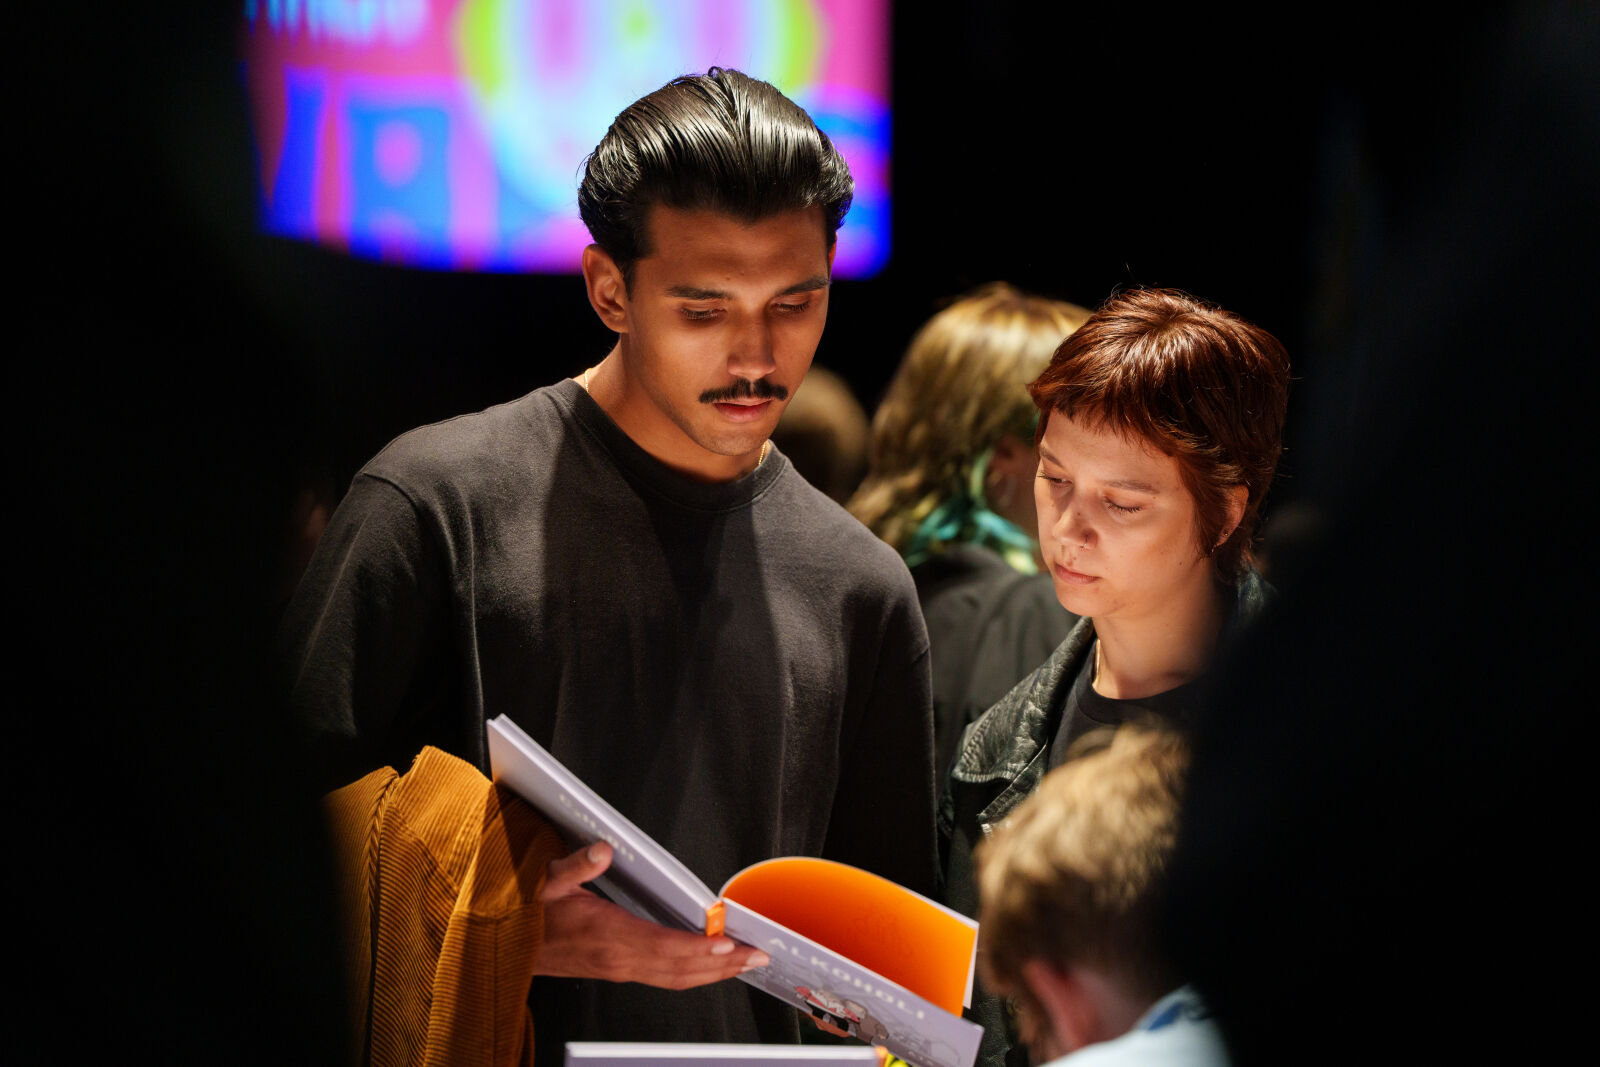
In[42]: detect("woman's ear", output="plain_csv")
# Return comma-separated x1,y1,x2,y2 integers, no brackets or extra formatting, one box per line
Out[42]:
581,245,630,334
990,433,1030,468
1217,483,1249,547
987,433,1041,536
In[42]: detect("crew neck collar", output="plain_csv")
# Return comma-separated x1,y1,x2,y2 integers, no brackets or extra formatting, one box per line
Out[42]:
553,378,786,512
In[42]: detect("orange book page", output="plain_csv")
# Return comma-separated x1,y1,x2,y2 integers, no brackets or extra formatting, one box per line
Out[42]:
721,858,975,1015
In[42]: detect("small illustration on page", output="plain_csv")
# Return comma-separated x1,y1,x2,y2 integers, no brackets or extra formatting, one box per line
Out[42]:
797,986,891,1044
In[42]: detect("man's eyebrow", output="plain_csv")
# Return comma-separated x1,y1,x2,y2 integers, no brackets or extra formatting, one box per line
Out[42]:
776,275,832,296
663,275,831,300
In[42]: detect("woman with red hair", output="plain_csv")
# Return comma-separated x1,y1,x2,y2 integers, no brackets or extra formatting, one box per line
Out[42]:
939,287,1291,1067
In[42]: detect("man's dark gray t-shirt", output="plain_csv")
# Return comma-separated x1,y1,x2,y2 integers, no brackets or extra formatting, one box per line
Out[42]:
281,378,938,1054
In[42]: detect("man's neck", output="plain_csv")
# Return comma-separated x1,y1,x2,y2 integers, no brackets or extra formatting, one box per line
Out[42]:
576,350,765,483
1027,961,1162,1062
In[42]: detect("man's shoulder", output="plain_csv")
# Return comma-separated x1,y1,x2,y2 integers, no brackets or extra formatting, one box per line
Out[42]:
765,462,917,596
361,383,575,494
1052,987,1231,1067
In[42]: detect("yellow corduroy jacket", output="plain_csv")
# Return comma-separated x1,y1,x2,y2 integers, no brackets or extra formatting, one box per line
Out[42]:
325,746,567,1067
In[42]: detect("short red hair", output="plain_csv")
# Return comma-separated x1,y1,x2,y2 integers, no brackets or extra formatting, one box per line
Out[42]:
1029,288,1290,582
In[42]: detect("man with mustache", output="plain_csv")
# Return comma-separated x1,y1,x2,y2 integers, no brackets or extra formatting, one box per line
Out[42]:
280,68,936,1057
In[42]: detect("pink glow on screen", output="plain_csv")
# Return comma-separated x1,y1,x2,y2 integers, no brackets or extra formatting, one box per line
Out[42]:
241,0,891,276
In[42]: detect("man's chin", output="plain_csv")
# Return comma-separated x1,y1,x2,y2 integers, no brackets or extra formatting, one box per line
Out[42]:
689,426,771,460
692,411,779,458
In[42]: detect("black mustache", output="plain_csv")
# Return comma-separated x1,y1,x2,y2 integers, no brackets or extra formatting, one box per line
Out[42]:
699,379,788,404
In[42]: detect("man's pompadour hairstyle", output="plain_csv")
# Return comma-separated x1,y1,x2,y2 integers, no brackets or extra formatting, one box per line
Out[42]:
578,67,854,285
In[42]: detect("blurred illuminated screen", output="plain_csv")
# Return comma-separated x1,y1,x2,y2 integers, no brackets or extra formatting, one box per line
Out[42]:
241,1,891,276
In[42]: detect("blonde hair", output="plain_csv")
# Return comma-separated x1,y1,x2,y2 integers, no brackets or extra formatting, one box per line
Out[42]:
847,283,1089,558
976,726,1189,1005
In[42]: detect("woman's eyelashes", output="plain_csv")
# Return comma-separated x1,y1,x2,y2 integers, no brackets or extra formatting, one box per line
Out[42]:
1037,472,1144,516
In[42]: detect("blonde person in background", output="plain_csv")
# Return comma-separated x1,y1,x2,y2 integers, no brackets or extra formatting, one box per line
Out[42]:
976,725,1227,1066
849,283,1090,776
771,363,871,504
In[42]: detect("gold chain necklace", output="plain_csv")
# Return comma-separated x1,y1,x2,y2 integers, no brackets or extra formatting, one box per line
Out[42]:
580,367,769,466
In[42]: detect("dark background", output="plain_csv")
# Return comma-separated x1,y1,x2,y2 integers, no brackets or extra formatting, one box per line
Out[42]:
163,3,1406,515
193,4,1528,536
21,2,1594,1060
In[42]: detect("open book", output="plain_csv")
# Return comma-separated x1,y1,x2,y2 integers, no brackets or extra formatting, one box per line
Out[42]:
488,715,984,1067
566,1042,894,1066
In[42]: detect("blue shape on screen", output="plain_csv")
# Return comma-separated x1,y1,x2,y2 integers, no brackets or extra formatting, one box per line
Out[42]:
842,198,888,274
496,165,545,258
813,106,888,145
805,98,891,275
268,69,326,234
346,101,451,265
